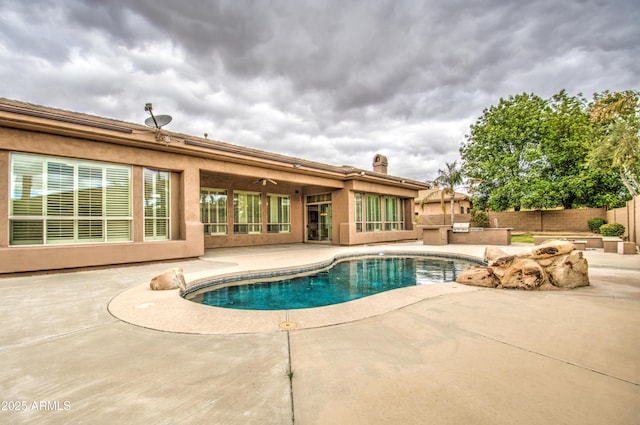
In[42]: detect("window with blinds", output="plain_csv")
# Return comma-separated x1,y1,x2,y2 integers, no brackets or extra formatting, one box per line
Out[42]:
143,168,170,240
200,188,228,235
365,194,382,232
267,194,291,233
384,196,404,230
354,192,363,232
233,191,261,234
9,153,132,245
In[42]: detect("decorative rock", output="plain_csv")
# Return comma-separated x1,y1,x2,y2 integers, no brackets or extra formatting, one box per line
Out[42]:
484,246,510,263
487,255,515,281
545,251,589,289
529,240,575,259
150,267,186,291
455,266,499,288
500,258,546,290
457,240,589,290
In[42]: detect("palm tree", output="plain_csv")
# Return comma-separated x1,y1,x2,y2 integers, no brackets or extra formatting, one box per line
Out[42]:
422,161,464,225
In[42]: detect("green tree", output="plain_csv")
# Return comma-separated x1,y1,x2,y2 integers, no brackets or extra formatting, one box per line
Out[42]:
460,93,547,211
461,90,629,211
588,90,640,197
540,90,625,208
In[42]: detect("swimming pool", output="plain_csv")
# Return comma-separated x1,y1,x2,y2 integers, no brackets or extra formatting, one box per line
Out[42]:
183,253,481,310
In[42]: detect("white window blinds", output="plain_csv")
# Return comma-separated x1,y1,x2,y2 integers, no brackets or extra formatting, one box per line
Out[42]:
9,153,132,245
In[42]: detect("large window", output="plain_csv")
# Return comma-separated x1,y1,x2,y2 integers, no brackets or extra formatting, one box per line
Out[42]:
144,168,170,240
234,191,261,234
267,194,291,233
354,192,363,232
365,194,382,232
201,188,228,235
384,196,404,230
9,153,132,245
354,192,404,233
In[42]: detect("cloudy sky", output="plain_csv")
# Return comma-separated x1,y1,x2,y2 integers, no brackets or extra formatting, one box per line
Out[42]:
1,0,638,181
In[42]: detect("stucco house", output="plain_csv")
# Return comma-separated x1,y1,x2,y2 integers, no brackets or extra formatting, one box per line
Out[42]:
0,99,429,273
415,187,472,216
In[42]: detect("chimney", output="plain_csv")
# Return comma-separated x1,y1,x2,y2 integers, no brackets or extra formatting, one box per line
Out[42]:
372,154,388,174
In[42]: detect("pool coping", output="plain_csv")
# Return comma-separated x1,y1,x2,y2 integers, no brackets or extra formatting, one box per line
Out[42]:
108,245,487,334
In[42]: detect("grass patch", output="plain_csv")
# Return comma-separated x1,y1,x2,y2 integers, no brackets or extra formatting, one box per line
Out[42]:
511,234,534,244
511,232,593,244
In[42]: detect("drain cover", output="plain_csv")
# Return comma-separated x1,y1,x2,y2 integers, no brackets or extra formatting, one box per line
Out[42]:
279,321,297,330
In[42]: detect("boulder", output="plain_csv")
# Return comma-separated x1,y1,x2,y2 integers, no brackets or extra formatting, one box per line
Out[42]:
150,267,186,291
529,240,575,259
487,255,516,280
458,240,589,290
484,246,510,263
545,251,589,289
499,258,547,290
455,266,499,288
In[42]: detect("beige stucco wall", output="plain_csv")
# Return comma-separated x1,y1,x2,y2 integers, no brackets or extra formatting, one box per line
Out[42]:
200,171,306,248
448,228,511,245
416,199,472,216
0,152,11,249
0,104,427,273
607,196,639,246
338,182,417,245
0,128,205,273
421,226,511,246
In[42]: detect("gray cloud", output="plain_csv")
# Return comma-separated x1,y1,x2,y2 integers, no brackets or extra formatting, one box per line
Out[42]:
0,0,638,182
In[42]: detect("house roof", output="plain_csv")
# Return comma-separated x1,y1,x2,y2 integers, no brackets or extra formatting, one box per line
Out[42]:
0,98,430,190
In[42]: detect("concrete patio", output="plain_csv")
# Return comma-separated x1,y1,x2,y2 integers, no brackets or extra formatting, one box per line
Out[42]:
1,242,639,424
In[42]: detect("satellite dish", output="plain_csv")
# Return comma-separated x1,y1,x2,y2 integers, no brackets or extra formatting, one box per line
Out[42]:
145,114,172,129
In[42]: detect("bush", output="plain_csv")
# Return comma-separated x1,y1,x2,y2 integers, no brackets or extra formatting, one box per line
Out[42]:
588,217,607,233
471,210,489,228
599,223,625,237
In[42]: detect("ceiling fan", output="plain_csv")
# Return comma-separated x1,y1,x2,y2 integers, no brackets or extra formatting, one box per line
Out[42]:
253,178,277,186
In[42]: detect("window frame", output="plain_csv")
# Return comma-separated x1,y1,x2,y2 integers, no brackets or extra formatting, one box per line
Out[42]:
9,153,132,246
267,193,291,233
233,191,262,234
384,196,404,231
354,192,363,232
365,194,382,232
200,188,228,235
143,168,171,241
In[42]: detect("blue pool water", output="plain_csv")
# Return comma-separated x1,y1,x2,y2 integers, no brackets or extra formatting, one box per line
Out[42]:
187,256,476,310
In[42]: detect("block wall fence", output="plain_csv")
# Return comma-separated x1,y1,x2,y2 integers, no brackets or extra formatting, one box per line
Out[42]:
606,196,639,246
417,196,639,247
417,208,605,232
